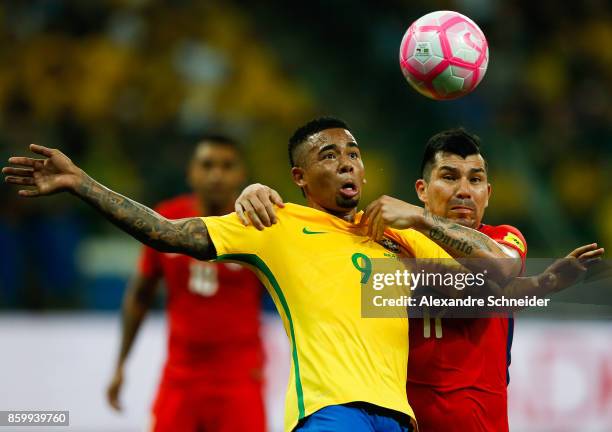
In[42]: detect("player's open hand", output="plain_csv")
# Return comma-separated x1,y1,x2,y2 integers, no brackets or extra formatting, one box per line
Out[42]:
361,195,423,241
235,183,285,230
539,243,605,293
3,144,83,197
107,367,124,412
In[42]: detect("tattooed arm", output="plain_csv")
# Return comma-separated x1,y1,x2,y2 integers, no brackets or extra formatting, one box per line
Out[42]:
414,208,522,286
76,176,214,258
416,207,519,260
3,144,216,260
361,195,522,284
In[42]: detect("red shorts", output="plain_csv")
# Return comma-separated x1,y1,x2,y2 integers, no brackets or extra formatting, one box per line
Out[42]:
150,380,266,432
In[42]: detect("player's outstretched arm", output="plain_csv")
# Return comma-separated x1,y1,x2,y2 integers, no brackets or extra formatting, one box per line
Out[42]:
361,195,522,283
362,195,516,260
501,243,604,298
3,144,216,260
107,274,160,412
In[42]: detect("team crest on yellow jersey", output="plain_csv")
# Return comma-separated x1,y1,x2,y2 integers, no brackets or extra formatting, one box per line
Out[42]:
378,237,401,254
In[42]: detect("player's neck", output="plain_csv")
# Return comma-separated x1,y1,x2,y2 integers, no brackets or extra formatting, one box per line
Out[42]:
307,199,357,223
195,196,235,217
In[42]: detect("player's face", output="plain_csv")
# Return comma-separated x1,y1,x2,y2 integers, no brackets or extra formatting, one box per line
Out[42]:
416,152,491,228
188,143,245,209
292,128,365,217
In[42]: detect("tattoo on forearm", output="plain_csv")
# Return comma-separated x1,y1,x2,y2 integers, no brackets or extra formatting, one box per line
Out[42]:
429,227,475,254
76,176,214,259
423,208,494,257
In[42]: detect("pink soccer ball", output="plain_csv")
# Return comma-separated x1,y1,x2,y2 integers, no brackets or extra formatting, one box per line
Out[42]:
399,11,489,100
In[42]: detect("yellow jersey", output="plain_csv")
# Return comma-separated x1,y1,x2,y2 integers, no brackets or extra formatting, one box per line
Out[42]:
203,203,452,431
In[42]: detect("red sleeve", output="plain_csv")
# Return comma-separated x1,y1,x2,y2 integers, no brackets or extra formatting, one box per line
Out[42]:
487,224,528,265
138,245,162,278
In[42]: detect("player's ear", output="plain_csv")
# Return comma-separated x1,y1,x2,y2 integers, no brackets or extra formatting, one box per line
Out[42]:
415,179,427,204
485,182,491,208
236,160,247,184
291,166,306,188
186,159,195,189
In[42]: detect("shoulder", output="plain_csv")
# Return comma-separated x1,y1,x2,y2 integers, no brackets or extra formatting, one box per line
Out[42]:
278,202,311,218
204,203,301,229
480,223,527,255
203,206,301,259
269,202,315,227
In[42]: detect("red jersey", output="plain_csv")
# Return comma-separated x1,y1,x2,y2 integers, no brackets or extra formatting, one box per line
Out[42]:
138,195,263,385
407,224,527,432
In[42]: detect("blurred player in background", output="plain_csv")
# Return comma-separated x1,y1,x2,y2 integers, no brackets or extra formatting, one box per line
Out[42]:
106,135,266,432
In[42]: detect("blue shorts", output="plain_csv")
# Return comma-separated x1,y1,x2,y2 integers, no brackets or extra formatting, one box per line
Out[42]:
295,403,414,432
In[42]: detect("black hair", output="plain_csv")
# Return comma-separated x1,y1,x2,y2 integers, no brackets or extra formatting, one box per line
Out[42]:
420,128,484,179
198,133,240,150
288,116,351,167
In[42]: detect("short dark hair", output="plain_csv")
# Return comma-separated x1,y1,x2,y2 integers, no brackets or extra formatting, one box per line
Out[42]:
420,128,484,179
198,133,240,150
288,116,351,167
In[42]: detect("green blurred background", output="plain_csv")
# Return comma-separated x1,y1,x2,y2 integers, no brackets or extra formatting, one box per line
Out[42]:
0,0,610,309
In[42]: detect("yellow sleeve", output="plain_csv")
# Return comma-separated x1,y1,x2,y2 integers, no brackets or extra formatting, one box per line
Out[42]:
390,228,453,259
202,213,267,258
